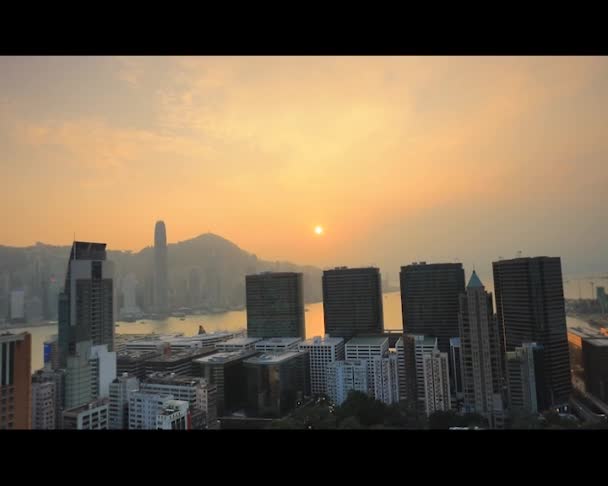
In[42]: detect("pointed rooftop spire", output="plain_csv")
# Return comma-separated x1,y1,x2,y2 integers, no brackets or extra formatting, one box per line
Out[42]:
467,270,484,289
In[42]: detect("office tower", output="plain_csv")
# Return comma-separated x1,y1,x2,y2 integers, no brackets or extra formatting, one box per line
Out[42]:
128,391,189,429
582,338,608,403
62,399,109,429
0,332,31,429
9,289,26,323
458,271,504,428
141,373,218,429
31,379,55,429
254,337,303,354
506,343,545,415
298,336,345,396
88,345,117,399
449,337,464,402
64,340,93,409
215,337,263,352
422,349,452,416
322,267,384,339
32,368,64,427
156,400,190,429
109,373,139,430
493,256,571,409
400,262,465,354
58,241,115,369
153,221,169,313
246,272,305,339
44,335,60,371
326,360,368,406
193,350,255,416
243,350,310,418
120,273,141,319
345,336,389,395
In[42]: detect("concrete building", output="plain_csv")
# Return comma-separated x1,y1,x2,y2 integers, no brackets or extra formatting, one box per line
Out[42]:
108,373,139,430
243,351,310,418
215,337,262,352
128,390,189,430
156,399,190,429
458,271,504,428
395,337,407,402
117,350,161,380
246,272,305,339
0,332,31,429
372,352,400,405
449,337,464,403
31,379,55,430
493,256,571,409
62,399,109,429
298,336,345,396
506,343,545,415
399,262,465,354
32,368,64,427
144,348,215,376
193,350,256,416
345,336,388,395
322,267,384,339
64,340,93,410
153,221,169,314
9,289,26,323
422,348,452,416
254,337,302,353
89,344,117,399
326,360,368,406
582,338,608,403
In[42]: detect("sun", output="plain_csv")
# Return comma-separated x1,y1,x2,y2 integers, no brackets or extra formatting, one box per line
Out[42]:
314,225,324,236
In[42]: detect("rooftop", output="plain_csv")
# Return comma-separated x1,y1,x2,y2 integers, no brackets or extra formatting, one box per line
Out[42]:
256,337,302,346
0,332,29,343
345,336,389,347
193,350,255,365
145,347,215,363
63,398,109,415
300,336,344,346
244,351,303,365
217,337,262,346
144,373,207,386
467,270,484,289
584,338,608,347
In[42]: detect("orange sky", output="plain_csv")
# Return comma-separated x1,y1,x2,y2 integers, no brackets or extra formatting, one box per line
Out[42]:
1,56,607,278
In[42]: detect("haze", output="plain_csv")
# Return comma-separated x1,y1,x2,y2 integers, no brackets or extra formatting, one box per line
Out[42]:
1,56,607,283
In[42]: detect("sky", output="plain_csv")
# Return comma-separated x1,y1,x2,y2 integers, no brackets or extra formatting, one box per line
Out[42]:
1,56,607,283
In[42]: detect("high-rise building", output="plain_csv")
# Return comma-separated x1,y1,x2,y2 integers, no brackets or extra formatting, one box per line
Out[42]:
154,221,169,313
58,241,115,369
422,349,452,416
9,290,26,323
32,368,64,427
109,373,139,430
193,350,255,416
326,360,368,406
582,338,608,404
395,337,407,403
246,272,305,339
128,391,189,430
243,351,311,418
156,400,190,429
322,267,384,339
88,344,117,399
400,262,465,354
31,379,55,430
493,257,571,409
62,399,109,429
506,343,545,415
254,337,302,354
298,336,345,396
449,337,464,403
345,336,388,396
43,335,60,371
458,271,504,428
64,340,93,409
0,332,31,429
120,273,142,320
188,268,201,307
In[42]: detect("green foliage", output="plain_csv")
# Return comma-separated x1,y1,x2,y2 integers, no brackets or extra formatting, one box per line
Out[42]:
428,410,486,429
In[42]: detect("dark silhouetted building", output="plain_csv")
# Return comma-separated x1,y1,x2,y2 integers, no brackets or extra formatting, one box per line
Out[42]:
0,332,31,429
400,262,465,353
246,272,305,339
582,338,608,404
493,257,571,409
322,267,384,339
449,337,464,402
154,221,169,313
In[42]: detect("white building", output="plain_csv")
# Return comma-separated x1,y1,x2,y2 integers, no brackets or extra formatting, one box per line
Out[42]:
298,336,345,396
422,349,452,416
326,360,368,406
395,337,407,402
109,373,139,430
215,337,262,352
62,399,109,430
10,289,25,321
254,337,302,353
156,400,190,430
345,336,389,399
372,352,400,405
89,344,117,399
125,330,244,353
128,391,190,430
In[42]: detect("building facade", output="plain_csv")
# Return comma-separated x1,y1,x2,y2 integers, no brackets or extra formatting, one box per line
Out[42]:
89,344,117,399
246,272,305,339
298,336,345,396
153,221,169,313
326,360,368,406
108,373,140,430
62,399,109,430
0,332,31,429
322,267,384,339
506,343,545,415
422,349,452,416
31,379,55,430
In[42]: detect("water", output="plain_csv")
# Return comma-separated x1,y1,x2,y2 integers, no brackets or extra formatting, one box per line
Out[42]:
8,286,601,372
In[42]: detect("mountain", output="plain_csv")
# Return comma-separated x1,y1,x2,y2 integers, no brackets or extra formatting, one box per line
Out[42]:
0,234,323,318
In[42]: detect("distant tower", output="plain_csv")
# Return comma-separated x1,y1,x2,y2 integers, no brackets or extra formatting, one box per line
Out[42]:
154,221,169,313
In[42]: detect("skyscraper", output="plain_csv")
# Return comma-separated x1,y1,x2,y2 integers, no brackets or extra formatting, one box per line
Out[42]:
109,373,140,430
246,272,305,339
322,267,384,339
506,343,545,415
298,336,345,396
400,262,465,354
58,241,115,367
154,221,169,313
493,257,571,409
326,360,368,406
458,271,504,428
449,337,464,403
0,332,31,429
422,348,452,416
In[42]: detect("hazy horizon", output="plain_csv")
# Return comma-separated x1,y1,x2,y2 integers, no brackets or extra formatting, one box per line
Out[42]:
2,56,607,283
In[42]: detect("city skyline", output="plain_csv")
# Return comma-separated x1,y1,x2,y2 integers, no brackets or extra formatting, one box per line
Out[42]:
1,57,608,280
